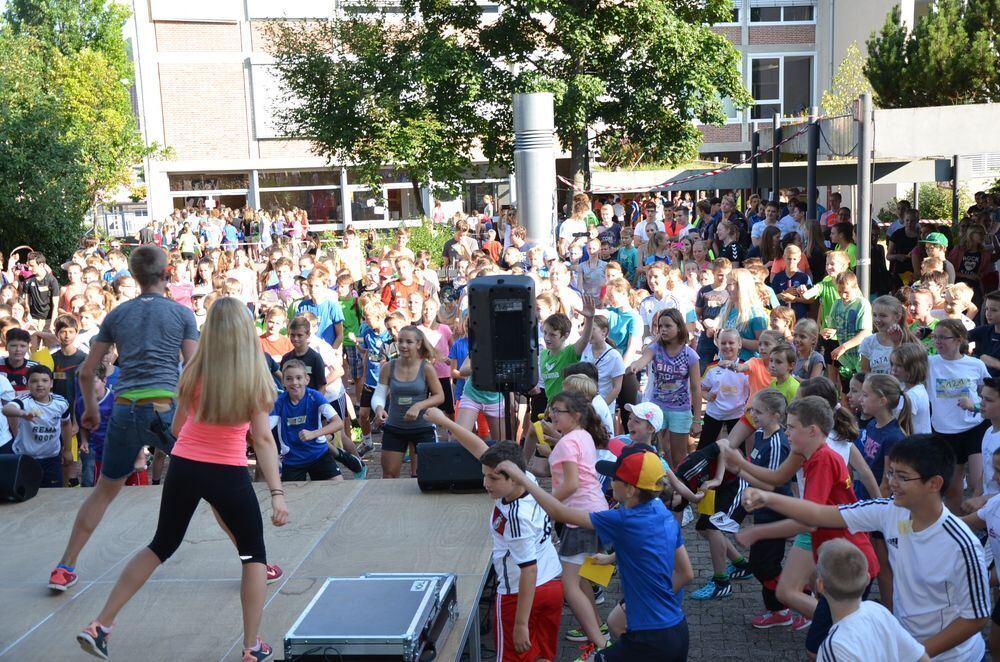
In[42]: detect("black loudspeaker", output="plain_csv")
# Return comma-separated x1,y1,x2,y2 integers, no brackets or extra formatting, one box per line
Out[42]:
467,275,538,393
416,441,488,492
0,453,43,502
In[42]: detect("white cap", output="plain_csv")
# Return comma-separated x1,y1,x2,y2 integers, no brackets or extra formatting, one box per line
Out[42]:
625,403,664,433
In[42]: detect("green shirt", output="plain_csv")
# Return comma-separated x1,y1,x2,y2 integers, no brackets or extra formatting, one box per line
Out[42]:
806,275,840,328
340,296,362,347
540,345,580,399
835,243,857,268
770,375,800,403
829,295,872,376
909,319,938,355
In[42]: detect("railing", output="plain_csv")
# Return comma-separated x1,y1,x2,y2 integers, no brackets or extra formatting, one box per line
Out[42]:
756,113,856,158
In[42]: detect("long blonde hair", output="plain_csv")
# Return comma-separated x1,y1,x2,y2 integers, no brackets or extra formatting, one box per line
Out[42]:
718,268,764,330
177,297,277,424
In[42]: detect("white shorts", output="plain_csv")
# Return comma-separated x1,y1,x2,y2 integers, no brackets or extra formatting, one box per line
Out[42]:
458,397,502,418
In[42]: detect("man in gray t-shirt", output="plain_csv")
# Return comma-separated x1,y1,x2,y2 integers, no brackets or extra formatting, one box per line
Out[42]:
51,246,199,592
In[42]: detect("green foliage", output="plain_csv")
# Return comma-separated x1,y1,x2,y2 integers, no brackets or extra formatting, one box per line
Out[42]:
878,183,974,225
821,42,872,117
0,32,89,261
267,0,751,198
865,0,999,108
404,218,450,268
265,16,492,216
989,176,1000,195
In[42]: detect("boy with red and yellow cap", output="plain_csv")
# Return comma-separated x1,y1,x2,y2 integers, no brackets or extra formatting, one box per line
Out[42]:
498,444,694,661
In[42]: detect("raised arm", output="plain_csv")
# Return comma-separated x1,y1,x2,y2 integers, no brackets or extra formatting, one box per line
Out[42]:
425,406,490,459
496,460,593,529
742,487,848,528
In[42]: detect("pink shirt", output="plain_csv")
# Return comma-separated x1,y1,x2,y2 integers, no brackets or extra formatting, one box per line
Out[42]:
423,324,453,378
548,429,609,525
171,395,251,467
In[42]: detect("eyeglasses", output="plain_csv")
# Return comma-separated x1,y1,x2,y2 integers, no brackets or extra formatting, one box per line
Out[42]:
548,408,570,415
885,469,924,484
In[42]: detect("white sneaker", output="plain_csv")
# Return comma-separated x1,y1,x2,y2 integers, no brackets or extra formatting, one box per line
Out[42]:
681,505,694,527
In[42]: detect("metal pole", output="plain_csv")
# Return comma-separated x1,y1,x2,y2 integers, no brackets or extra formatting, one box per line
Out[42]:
771,115,782,202
913,182,919,210
513,93,557,247
857,93,874,300
807,107,819,222
952,154,961,224
750,132,760,198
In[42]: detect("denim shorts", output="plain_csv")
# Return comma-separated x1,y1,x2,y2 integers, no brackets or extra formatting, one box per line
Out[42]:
101,401,176,480
660,407,694,434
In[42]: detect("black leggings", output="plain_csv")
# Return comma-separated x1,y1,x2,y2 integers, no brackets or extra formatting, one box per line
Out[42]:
699,414,739,450
617,372,640,427
148,455,266,565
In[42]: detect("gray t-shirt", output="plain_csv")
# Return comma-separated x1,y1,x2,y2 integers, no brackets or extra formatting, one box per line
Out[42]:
94,293,199,394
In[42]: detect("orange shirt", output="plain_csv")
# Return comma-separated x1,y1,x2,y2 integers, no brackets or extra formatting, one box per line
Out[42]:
744,357,773,396
260,334,293,361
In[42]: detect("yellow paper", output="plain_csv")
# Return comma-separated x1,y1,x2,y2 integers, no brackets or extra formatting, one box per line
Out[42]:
579,557,615,587
696,489,717,516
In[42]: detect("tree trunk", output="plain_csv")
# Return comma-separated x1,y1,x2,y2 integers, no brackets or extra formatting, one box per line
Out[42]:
411,177,426,218
567,128,590,212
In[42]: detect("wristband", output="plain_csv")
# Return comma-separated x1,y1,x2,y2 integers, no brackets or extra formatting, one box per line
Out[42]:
270,489,285,496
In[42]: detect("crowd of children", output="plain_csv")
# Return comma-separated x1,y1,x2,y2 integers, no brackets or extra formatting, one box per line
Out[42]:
4,188,1000,661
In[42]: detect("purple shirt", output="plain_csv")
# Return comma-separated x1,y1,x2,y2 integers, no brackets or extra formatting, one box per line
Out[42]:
648,344,699,411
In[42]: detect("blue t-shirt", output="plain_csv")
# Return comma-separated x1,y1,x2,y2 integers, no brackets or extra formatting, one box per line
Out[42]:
223,224,239,244
448,336,469,400
770,271,812,320
295,297,345,346
271,388,336,467
605,307,642,357
359,324,393,387
590,499,686,632
724,309,768,361
854,418,904,500
75,388,115,457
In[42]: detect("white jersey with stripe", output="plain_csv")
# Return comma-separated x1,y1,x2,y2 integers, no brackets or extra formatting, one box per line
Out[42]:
490,473,562,595
839,498,990,662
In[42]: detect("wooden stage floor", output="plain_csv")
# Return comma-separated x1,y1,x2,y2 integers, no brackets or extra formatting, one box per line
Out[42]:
0,480,493,661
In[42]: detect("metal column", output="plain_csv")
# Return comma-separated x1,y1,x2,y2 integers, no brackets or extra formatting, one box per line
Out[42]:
771,115,782,201
806,108,819,222
513,93,557,247
952,155,961,224
750,131,760,197
856,93,874,300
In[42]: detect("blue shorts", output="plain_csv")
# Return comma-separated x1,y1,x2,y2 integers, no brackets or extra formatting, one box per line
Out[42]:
344,344,363,380
660,407,694,435
101,401,177,481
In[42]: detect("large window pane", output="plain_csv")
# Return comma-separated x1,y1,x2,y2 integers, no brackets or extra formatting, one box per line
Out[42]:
750,103,781,121
173,194,247,210
258,170,340,188
169,173,249,192
386,187,421,221
782,56,813,116
751,58,780,102
783,6,814,21
351,190,383,221
750,7,781,22
259,190,341,221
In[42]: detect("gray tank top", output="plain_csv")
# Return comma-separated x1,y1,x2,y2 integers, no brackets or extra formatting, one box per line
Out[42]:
386,359,431,430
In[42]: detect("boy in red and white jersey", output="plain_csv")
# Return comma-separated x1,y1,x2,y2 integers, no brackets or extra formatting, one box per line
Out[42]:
426,408,563,662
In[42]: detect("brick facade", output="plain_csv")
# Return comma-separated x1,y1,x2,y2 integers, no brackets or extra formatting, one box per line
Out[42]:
699,124,743,144
154,21,242,52
748,25,815,45
158,63,250,160
710,25,741,44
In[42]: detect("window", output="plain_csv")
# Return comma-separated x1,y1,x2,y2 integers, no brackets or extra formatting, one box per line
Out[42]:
258,170,340,188
749,55,813,121
259,190,340,221
168,173,249,192
749,5,814,22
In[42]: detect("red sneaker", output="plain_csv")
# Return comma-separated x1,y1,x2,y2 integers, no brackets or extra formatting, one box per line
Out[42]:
791,614,812,631
242,638,273,662
48,566,78,592
265,564,283,584
751,609,793,629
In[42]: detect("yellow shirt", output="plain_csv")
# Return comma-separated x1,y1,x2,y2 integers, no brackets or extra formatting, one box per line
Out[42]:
771,375,800,403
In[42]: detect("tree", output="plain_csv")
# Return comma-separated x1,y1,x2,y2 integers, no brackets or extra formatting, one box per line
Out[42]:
265,11,492,216
0,32,90,262
461,0,752,196
267,0,750,207
4,0,160,213
865,0,998,108
821,42,872,117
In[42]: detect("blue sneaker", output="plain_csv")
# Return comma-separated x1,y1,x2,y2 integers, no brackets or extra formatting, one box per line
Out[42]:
77,621,111,660
690,579,732,600
356,465,368,480
727,562,753,580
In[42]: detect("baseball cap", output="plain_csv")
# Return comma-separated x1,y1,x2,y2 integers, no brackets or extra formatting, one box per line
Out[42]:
542,246,558,261
920,232,949,248
625,402,664,432
596,444,666,491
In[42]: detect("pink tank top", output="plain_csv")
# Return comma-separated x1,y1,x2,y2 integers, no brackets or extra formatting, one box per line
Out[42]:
171,393,251,467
